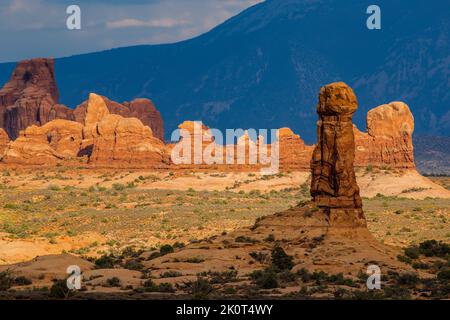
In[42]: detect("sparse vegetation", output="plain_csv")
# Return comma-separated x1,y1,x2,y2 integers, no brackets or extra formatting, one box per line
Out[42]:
271,245,294,271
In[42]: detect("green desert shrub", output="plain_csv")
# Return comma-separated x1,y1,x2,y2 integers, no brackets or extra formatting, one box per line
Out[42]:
250,268,278,289
112,183,125,191
271,245,294,271
106,277,121,287
184,277,214,300
143,279,175,293
0,271,13,291
123,259,144,271
14,276,32,286
94,254,116,269
159,244,174,256
50,279,72,298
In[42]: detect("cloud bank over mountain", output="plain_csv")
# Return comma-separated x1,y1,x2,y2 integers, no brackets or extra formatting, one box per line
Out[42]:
0,0,262,62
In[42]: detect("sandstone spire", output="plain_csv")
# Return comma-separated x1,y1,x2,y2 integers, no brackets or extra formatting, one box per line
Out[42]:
310,82,365,226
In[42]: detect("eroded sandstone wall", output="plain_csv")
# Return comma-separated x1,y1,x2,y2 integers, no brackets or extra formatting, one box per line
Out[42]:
354,102,415,169
0,59,417,170
86,94,168,168
0,58,74,140
0,59,165,142
73,96,164,142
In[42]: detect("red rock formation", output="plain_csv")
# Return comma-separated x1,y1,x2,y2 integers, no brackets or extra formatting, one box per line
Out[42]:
0,58,416,172
83,94,167,168
0,128,9,155
354,102,415,169
1,119,82,165
42,120,83,157
74,96,164,141
277,101,416,172
278,128,314,171
310,82,365,226
169,122,269,170
168,121,218,168
0,58,74,140
0,59,164,142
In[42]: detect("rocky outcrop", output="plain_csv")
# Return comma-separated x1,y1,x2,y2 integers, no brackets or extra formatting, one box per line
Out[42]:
84,94,167,168
0,59,164,142
169,121,217,168
310,82,365,227
354,102,415,169
0,129,9,156
1,119,83,165
2,126,65,166
0,58,417,172
0,58,74,140
278,128,314,171
170,122,270,170
74,96,164,141
277,101,416,171
41,120,83,157
0,93,166,167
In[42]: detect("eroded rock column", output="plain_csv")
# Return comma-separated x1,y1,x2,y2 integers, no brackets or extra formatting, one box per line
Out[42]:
310,82,366,227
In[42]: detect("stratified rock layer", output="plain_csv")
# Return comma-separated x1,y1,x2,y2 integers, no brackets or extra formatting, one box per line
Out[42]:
354,102,415,169
74,96,164,141
0,59,417,171
1,94,166,168
0,129,9,155
0,58,74,140
278,128,314,171
310,82,365,227
0,59,165,142
1,121,79,165
84,94,168,168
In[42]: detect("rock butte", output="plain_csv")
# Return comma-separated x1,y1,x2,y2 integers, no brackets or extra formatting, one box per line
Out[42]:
0,58,164,141
354,101,415,169
0,93,167,167
74,95,164,142
0,58,68,140
85,94,169,168
0,58,416,171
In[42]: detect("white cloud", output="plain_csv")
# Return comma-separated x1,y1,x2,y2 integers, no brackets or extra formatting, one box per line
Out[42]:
106,18,189,29
8,0,34,13
0,0,264,62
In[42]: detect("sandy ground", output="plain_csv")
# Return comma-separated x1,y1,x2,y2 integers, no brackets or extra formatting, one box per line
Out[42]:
357,169,450,199
0,232,106,265
0,168,448,266
1,167,448,199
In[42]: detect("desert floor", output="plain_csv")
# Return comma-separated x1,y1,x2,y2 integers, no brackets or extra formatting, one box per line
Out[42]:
0,167,449,265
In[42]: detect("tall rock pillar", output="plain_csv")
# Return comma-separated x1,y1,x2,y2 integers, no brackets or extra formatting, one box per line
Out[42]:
310,82,366,227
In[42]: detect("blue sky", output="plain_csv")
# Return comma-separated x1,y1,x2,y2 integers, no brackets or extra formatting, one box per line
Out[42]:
0,0,262,62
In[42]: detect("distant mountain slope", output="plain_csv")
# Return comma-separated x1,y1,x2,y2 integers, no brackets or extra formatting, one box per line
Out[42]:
414,135,450,175
0,0,448,144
